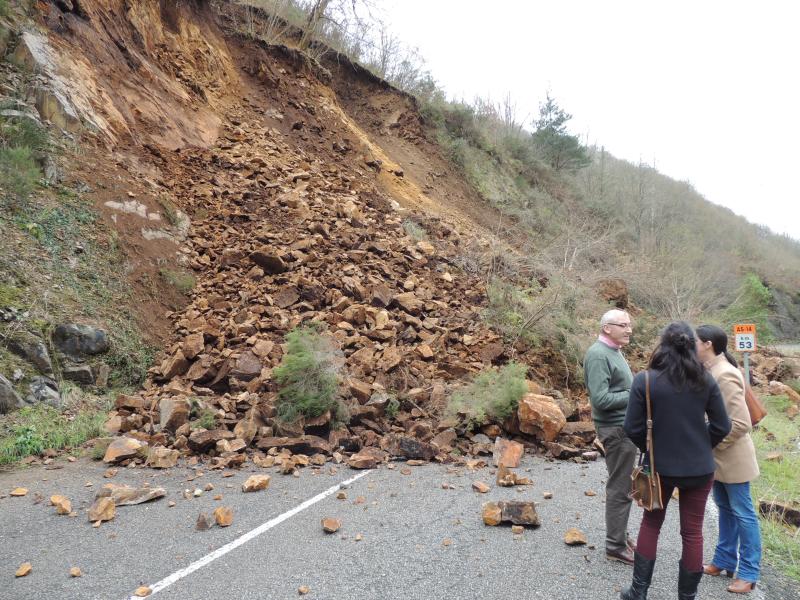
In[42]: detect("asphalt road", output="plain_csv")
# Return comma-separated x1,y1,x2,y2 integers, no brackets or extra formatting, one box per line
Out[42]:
1,454,797,600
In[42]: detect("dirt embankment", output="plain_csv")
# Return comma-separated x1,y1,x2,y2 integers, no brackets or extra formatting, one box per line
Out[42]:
9,0,593,463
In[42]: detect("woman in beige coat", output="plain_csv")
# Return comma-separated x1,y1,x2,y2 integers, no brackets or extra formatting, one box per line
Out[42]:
696,325,761,594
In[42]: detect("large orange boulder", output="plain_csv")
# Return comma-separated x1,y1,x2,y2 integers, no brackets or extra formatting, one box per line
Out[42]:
517,394,566,442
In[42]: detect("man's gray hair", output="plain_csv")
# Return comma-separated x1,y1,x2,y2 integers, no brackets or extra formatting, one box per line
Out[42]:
600,309,629,328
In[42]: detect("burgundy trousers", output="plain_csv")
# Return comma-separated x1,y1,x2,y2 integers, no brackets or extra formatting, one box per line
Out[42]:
635,475,714,572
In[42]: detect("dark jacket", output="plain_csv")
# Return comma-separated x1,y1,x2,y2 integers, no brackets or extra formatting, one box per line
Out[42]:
624,369,731,478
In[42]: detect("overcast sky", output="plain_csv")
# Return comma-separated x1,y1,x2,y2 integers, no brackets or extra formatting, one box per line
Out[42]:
380,0,799,241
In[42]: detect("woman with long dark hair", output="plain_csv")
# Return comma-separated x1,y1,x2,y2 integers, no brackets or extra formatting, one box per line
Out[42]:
620,322,731,600
696,324,761,594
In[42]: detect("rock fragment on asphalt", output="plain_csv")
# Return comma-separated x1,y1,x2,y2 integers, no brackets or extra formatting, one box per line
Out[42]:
492,438,523,468
242,474,271,492
88,497,115,522
472,481,490,493
214,506,233,527
482,501,540,527
51,494,72,514
564,527,587,545
322,518,341,533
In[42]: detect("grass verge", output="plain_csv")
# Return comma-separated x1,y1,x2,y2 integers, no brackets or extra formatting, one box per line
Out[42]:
751,394,800,581
0,389,111,466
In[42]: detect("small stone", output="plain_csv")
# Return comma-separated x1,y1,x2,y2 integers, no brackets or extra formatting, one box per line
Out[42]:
482,502,502,526
196,513,210,531
511,525,524,534
298,586,310,595
400,468,412,475
441,482,455,490
214,506,234,527
15,562,32,577
134,586,152,597
336,491,347,500
353,496,366,505
355,533,363,542
104,469,118,478
51,495,72,515
472,481,490,493
242,474,271,492
11,487,29,497
442,538,452,546
168,500,176,507
204,483,215,492
496,464,518,487
543,491,554,499
584,490,597,497
87,497,115,522
322,517,341,533
564,527,588,546
193,489,203,498
69,567,82,577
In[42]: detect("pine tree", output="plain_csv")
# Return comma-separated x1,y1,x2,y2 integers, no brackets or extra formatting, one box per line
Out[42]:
532,93,590,172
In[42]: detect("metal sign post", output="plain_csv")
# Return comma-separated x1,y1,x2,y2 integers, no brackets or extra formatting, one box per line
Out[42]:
733,324,757,385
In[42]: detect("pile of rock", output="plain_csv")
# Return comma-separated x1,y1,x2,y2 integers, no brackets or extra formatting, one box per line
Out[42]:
98,57,597,466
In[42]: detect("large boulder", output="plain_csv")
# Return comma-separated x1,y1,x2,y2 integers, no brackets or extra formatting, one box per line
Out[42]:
62,365,94,385
103,437,146,463
383,434,437,461
188,429,235,452
159,397,190,432
0,375,24,413
256,435,331,455
8,331,53,374
26,376,61,407
52,324,109,359
517,394,566,442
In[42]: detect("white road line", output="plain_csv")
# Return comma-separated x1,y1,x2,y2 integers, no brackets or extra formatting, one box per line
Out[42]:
126,469,371,599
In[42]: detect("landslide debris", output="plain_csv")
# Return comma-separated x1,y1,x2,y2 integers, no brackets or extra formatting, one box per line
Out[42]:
15,0,599,469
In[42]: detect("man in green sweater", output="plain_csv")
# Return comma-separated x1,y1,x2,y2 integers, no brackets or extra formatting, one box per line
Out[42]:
584,308,637,566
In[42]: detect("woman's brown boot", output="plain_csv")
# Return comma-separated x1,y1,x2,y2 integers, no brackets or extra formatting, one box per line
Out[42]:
727,579,757,594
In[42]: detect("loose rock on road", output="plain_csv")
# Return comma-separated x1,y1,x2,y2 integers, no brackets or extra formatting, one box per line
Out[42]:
1,455,796,599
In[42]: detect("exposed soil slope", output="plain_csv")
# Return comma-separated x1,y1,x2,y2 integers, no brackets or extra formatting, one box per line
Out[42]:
13,0,588,460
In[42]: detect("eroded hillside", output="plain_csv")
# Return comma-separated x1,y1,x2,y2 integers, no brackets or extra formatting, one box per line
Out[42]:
1,0,604,464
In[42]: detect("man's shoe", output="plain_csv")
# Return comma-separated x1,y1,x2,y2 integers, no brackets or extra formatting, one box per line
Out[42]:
620,552,656,599
626,536,636,552
703,564,734,578
678,561,704,600
607,547,635,566
727,579,756,594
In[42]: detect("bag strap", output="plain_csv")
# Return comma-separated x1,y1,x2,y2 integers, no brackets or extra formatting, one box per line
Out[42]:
645,370,656,473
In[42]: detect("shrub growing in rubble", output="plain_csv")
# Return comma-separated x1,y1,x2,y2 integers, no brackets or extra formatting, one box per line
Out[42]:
447,362,527,428
273,323,344,423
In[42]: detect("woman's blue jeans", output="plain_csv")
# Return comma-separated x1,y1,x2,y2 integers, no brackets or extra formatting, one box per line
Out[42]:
711,480,762,582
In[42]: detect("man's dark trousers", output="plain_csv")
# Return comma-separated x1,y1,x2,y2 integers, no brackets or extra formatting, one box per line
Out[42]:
598,425,638,552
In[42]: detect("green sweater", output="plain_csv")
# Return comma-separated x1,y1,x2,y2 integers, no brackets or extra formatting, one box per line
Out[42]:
583,340,633,428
